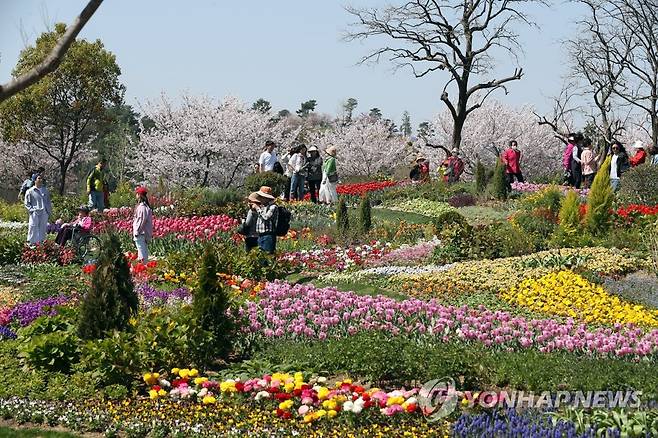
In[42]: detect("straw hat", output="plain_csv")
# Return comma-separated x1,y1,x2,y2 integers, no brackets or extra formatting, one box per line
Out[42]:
325,146,337,157
415,155,426,162
256,186,275,200
246,192,262,203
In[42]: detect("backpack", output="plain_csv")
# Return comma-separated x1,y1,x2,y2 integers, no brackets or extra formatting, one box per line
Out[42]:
19,179,33,197
272,161,284,175
275,206,291,236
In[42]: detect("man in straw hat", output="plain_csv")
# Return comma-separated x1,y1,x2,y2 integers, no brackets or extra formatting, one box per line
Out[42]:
254,186,278,254
410,155,428,183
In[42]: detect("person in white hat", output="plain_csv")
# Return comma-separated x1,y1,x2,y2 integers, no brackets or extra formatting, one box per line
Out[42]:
306,146,323,203
319,146,338,204
629,140,647,167
240,192,262,252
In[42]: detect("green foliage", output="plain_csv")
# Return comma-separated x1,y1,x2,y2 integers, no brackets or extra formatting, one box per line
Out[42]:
489,160,508,200
510,210,556,250
0,229,25,265
518,186,563,216
174,187,244,217
50,194,87,222
77,233,138,340
0,200,26,222
243,172,287,197
552,190,582,247
336,196,349,234
23,264,87,300
433,210,468,230
475,160,487,193
380,180,449,203
193,246,235,362
585,156,614,235
17,310,80,373
618,163,658,205
551,409,658,438
357,194,372,233
108,181,136,208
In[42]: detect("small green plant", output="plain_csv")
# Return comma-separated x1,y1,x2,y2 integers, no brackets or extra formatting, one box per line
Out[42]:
552,190,582,247
77,233,138,340
358,194,372,234
489,160,508,200
193,245,235,362
475,160,487,193
243,171,287,196
17,310,80,373
0,200,26,222
336,196,349,234
0,230,25,265
585,156,614,235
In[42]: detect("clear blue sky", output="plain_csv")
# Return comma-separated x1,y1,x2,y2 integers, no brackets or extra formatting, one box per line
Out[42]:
1,0,584,126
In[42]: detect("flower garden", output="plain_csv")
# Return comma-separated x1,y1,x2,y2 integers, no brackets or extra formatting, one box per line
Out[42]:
1,177,658,437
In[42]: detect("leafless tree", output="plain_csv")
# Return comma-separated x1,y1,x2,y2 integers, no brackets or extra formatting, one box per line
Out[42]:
534,83,579,144
344,0,547,150
0,0,103,103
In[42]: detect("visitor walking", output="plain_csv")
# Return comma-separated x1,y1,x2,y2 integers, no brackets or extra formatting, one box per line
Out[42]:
501,140,524,189
580,138,600,189
629,141,647,167
570,134,584,189
255,186,278,254
259,140,278,173
241,192,261,252
133,186,153,262
610,141,630,192
410,155,428,182
289,144,308,201
87,159,107,212
319,146,339,205
24,174,52,245
306,146,323,203
280,146,295,201
55,206,92,246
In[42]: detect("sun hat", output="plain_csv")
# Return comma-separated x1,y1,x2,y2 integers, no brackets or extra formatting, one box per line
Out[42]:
307,146,319,153
246,192,262,203
325,146,337,157
135,186,148,195
256,186,275,200
631,140,644,150
415,155,426,162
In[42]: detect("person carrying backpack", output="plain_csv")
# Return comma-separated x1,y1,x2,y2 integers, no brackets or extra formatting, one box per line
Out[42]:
254,186,279,254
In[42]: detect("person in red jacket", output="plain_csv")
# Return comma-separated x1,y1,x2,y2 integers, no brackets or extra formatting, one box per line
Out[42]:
629,140,647,167
501,140,524,190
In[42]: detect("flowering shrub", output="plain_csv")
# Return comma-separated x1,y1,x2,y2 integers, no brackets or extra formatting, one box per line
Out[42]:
97,214,238,241
144,369,422,422
280,241,390,272
512,182,589,197
21,241,75,266
502,271,658,327
382,198,456,218
241,282,658,357
137,284,191,309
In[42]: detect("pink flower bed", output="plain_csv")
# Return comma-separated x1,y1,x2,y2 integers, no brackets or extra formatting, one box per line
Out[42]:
240,282,658,358
99,215,238,240
511,182,589,197
279,242,390,272
366,239,439,267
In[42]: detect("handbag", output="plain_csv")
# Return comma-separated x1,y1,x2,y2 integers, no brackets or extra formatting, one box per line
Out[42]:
328,172,338,183
237,222,249,236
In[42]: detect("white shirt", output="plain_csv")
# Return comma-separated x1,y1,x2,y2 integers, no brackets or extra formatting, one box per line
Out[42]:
259,150,278,172
610,154,619,179
288,153,306,174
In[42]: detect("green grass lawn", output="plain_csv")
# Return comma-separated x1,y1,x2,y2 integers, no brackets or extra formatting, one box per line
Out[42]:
457,205,511,225
369,207,435,224
0,427,79,438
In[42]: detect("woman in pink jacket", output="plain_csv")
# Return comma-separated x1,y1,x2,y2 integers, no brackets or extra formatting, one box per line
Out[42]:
562,133,577,185
133,186,153,262
501,140,523,189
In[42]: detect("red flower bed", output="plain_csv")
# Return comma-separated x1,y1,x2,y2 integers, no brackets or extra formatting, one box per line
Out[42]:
616,204,658,219
303,180,398,200
21,241,75,266
97,215,238,241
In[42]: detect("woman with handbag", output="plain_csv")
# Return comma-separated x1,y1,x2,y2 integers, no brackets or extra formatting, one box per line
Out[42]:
319,146,338,205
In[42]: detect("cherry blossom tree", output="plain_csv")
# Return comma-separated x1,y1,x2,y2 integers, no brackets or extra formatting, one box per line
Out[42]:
419,100,560,179
131,94,300,189
311,115,411,176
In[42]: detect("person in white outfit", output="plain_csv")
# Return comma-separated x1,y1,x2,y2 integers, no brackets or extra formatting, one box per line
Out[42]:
132,186,153,262
319,146,339,205
24,174,52,245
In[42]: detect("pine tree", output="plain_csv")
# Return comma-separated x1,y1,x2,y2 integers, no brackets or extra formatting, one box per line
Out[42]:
585,156,614,235
193,245,234,360
358,193,372,234
490,160,508,200
475,160,487,193
336,196,350,234
78,233,138,340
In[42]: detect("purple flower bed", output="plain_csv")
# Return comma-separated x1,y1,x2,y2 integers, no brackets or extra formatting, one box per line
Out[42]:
0,326,17,340
366,239,439,267
137,284,191,309
8,295,73,327
240,282,658,359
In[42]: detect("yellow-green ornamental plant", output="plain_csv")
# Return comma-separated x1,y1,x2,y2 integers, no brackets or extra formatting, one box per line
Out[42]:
585,156,614,235
554,190,582,246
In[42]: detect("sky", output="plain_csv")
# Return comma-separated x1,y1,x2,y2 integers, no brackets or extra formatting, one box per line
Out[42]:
0,0,586,126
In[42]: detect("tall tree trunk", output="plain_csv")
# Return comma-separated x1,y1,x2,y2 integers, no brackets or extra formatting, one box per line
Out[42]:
59,162,67,195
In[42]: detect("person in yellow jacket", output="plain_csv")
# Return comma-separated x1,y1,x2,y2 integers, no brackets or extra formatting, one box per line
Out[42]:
87,159,107,212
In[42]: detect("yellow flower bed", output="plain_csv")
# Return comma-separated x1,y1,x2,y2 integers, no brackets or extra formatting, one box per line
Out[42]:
501,270,658,326
397,247,644,299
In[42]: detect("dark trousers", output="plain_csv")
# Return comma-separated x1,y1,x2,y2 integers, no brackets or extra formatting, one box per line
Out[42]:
505,172,524,190
245,236,258,252
570,161,582,189
55,227,73,246
284,177,292,201
307,179,321,203
582,173,595,189
258,233,276,254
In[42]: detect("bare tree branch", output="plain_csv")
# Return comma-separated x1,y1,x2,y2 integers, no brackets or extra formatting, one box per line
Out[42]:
0,0,103,103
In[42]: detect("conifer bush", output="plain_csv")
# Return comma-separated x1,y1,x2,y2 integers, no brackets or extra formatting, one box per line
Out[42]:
585,156,614,235
193,245,234,361
552,190,582,247
78,233,138,340
358,194,372,234
475,160,487,193
489,160,508,200
336,196,349,234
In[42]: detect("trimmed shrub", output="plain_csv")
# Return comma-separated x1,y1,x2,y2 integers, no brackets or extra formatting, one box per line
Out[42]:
358,194,372,234
193,246,234,362
433,210,469,230
618,163,658,205
489,160,508,200
475,160,487,193
552,190,582,247
78,233,138,340
0,230,25,265
175,187,243,217
585,156,614,235
0,201,26,222
243,172,287,197
336,196,349,234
